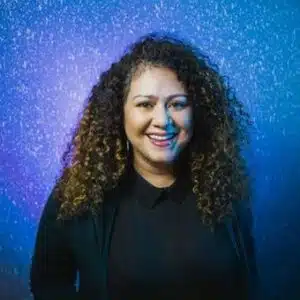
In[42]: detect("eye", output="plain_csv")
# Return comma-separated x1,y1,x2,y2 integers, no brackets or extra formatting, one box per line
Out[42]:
170,102,187,109
137,102,153,108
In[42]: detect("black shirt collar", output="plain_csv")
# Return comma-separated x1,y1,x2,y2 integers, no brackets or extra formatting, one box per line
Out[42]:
125,165,191,209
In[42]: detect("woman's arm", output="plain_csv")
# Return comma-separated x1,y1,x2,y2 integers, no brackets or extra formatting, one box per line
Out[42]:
29,186,78,300
233,199,268,299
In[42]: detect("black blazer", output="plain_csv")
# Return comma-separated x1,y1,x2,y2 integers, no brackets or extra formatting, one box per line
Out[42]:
29,182,263,300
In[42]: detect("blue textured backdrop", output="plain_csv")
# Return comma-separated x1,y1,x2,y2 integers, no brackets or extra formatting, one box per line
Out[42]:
0,0,299,299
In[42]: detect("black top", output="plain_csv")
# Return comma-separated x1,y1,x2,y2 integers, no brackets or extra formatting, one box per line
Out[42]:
107,166,247,300
30,165,261,300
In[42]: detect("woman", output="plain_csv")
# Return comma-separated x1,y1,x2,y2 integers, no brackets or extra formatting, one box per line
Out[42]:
30,32,262,299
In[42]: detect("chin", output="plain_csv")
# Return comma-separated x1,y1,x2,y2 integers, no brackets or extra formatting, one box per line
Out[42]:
146,152,179,164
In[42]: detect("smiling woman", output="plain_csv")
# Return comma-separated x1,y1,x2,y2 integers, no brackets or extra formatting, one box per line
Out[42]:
123,66,194,184
30,32,264,300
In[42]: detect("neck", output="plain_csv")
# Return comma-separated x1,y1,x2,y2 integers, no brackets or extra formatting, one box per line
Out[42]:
132,159,177,188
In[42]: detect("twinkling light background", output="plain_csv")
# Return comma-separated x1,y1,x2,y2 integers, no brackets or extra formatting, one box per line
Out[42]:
0,0,299,299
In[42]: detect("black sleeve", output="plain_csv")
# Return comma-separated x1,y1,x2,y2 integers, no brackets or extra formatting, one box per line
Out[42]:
29,186,78,300
233,200,270,300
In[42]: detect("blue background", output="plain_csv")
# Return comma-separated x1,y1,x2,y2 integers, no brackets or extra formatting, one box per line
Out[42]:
0,0,299,299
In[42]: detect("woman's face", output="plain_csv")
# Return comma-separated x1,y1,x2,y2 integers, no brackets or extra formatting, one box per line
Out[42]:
123,66,193,168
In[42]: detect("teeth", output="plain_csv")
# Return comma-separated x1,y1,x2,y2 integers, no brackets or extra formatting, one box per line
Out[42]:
148,134,176,141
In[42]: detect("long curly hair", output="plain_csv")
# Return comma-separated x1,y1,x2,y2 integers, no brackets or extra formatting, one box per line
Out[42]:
54,32,253,226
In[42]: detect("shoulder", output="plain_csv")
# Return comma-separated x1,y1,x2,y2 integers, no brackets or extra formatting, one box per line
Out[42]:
231,199,256,266
232,199,253,231
39,185,62,223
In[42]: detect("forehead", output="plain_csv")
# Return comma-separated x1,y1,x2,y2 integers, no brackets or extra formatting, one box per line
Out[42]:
129,66,186,95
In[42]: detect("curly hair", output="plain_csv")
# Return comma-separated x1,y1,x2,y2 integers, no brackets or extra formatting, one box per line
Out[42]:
54,32,253,227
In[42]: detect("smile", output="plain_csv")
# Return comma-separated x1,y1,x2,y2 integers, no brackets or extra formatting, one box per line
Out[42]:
147,133,178,148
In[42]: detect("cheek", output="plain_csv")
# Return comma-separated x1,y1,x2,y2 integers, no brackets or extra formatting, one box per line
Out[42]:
178,116,193,143
124,112,147,136
177,110,193,131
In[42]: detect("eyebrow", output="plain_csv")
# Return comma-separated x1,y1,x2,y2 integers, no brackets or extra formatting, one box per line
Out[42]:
132,94,188,101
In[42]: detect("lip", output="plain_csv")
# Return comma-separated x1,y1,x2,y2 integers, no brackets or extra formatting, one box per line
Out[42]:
147,133,178,141
147,133,178,148
146,132,178,136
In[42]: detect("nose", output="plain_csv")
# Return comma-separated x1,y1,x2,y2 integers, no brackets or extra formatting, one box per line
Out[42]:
152,104,173,128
